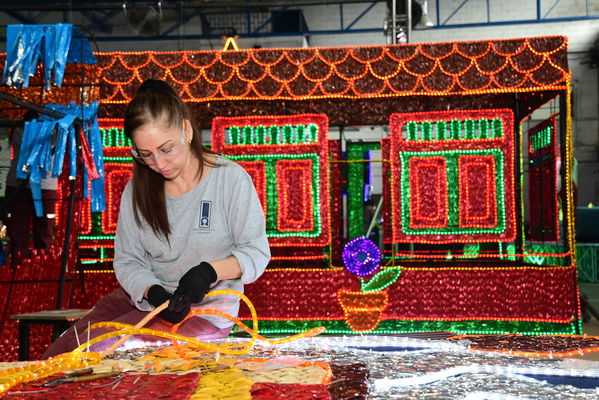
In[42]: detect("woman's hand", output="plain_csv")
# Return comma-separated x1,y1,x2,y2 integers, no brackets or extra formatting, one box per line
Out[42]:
147,284,188,324
169,262,217,314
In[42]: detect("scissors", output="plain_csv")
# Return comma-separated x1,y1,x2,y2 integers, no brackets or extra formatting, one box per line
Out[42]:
42,368,122,387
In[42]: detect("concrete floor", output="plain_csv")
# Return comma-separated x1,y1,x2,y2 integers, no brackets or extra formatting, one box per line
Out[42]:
577,282,599,361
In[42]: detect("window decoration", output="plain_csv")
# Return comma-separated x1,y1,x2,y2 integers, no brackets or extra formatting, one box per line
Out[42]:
528,117,559,241
389,109,516,243
212,114,330,247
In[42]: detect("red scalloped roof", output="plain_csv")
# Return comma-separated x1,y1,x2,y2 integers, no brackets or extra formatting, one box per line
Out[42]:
97,36,569,104
0,61,100,120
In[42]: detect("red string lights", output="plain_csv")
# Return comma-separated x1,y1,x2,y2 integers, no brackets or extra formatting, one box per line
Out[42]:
212,114,330,247
103,163,133,234
458,155,498,228
276,160,315,232
94,36,568,105
240,266,577,324
409,157,448,229
389,109,516,243
528,117,559,241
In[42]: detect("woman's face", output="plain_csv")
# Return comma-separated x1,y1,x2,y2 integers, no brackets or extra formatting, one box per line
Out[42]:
132,119,194,179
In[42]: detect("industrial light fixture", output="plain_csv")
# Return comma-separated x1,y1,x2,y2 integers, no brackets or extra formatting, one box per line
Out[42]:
416,1,434,28
384,0,433,44
122,1,163,36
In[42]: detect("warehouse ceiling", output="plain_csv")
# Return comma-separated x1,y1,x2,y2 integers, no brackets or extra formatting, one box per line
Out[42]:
0,0,387,44
0,1,381,11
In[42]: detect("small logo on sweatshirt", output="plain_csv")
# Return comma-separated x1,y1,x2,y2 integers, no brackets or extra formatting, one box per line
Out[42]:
199,200,212,229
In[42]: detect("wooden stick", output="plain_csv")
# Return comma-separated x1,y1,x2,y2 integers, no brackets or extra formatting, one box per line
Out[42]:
74,325,81,349
74,325,85,363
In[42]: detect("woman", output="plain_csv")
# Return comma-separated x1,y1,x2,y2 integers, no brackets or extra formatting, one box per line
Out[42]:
43,79,270,358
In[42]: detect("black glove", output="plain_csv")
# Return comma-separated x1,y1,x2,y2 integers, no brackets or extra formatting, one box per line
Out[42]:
169,262,217,314
146,284,188,324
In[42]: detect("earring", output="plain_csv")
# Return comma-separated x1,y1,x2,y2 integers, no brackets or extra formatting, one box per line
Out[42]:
187,137,192,144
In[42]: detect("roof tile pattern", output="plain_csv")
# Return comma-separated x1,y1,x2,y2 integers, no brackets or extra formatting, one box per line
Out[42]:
96,36,568,104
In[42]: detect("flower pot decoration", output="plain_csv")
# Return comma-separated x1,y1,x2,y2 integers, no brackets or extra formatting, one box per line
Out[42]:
337,237,401,332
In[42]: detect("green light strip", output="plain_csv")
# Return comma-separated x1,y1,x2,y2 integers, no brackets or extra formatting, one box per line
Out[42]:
92,212,102,235
347,142,381,240
240,319,581,336
103,157,133,162
519,124,527,255
400,149,507,235
100,128,132,148
530,126,553,152
403,118,503,141
225,124,319,146
79,235,116,240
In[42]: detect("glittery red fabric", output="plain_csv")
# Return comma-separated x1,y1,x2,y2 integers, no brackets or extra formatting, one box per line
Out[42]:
251,382,332,400
329,363,369,400
6,373,201,399
241,267,576,321
449,334,599,354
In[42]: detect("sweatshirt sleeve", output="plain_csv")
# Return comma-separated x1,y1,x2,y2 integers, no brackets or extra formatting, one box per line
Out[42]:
113,182,161,311
224,163,271,285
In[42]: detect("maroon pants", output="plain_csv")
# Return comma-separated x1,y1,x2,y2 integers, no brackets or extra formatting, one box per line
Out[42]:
5,186,58,257
42,287,232,359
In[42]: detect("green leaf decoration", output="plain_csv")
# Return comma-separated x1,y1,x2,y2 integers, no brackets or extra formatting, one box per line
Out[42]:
361,268,401,292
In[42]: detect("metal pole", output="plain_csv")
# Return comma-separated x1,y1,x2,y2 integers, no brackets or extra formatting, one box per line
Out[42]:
392,0,397,44
57,27,89,310
366,196,384,238
0,91,66,120
56,130,79,310
406,0,411,43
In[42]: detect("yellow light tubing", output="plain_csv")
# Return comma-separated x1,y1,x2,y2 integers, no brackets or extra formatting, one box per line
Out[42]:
77,289,324,357
0,351,102,394
0,290,325,395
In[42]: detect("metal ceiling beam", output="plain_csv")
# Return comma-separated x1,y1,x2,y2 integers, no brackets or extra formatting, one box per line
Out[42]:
432,0,599,28
253,5,288,33
86,28,382,42
0,0,383,12
345,2,378,30
161,7,202,36
3,10,35,24
81,10,120,33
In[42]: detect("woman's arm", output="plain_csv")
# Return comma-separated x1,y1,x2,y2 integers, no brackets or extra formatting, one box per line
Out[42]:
209,256,242,280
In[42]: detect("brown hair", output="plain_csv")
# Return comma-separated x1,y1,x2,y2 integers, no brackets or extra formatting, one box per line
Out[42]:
124,79,217,240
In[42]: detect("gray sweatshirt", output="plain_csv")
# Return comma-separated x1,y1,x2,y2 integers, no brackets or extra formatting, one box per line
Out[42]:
113,156,270,328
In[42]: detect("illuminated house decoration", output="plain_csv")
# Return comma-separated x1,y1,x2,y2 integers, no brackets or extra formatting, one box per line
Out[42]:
389,109,516,244
528,117,559,242
8,35,574,355
211,114,330,247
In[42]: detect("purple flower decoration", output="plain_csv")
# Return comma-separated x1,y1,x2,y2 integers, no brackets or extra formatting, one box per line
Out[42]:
342,237,381,277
